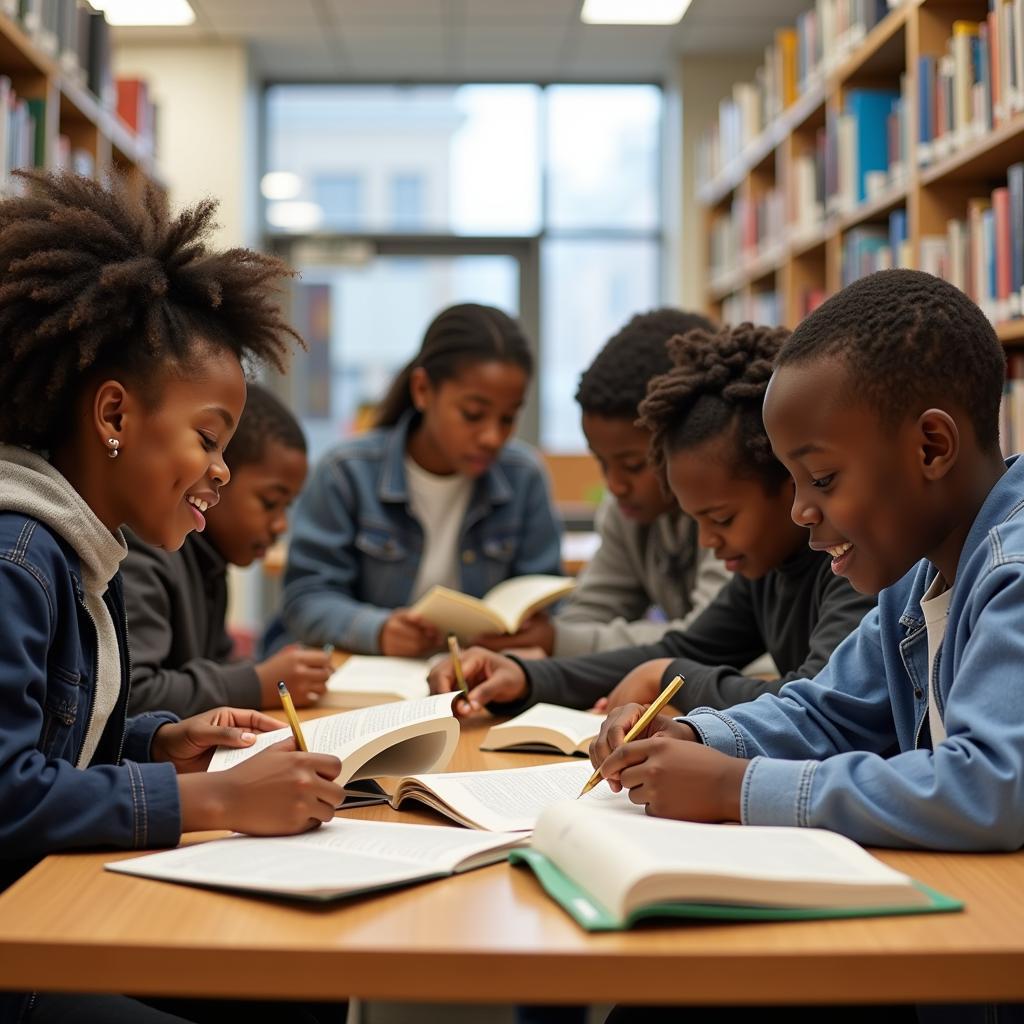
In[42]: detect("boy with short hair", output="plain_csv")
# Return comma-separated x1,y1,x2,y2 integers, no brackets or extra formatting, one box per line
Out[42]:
593,269,1024,854
124,383,331,717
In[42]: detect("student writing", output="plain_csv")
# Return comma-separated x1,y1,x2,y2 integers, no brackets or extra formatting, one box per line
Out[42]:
475,308,730,658
279,303,563,657
0,171,343,1024
429,323,875,717
123,383,331,717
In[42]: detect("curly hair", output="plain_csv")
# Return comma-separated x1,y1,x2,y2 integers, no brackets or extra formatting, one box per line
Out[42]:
637,322,791,490
223,382,306,471
0,170,304,449
777,269,1005,451
575,308,715,419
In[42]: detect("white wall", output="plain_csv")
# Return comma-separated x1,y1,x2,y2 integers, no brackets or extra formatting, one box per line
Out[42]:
113,41,255,247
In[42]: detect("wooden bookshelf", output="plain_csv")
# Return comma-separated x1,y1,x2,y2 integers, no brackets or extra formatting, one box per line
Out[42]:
1,9,161,191
697,0,1024,345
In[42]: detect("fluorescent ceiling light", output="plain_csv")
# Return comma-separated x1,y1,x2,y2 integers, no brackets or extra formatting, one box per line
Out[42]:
580,0,693,24
261,172,303,201
88,0,195,26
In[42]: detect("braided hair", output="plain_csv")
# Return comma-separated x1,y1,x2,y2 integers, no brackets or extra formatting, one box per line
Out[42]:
0,169,304,449
637,322,791,491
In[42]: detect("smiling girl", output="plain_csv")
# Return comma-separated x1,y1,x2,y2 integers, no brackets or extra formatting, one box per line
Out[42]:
0,171,343,1023
279,303,563,657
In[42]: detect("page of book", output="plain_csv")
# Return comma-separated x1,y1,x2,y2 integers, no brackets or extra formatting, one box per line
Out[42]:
531,804,928,920
106,818,524,900
394,760,638,832
207,693,458,786
481,703,604,755
324,656,432,708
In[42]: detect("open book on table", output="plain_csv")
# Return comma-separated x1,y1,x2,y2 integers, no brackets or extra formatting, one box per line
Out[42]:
385,759,635,832
323,655,432,709
105,817,523,902
410,574,575,641
510,802,964,931
208,693,458,799
481,703,604,756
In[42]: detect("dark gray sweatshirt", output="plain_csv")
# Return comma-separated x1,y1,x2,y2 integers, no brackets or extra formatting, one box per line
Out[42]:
499,545,876,715
123,530,261,716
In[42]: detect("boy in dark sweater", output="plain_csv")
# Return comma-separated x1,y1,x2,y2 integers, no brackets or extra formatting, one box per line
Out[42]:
125,383,331,716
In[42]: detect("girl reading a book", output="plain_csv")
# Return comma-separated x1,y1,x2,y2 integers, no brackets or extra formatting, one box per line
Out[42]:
279,303,563,657
0,171,344,1024
429,322,876,719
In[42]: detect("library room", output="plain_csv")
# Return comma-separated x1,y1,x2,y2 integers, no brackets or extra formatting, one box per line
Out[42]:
2,1,1024,1023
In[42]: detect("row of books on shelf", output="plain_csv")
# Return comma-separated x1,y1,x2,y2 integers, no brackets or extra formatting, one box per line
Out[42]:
918,5,1024,167
2,0,113,103
918,165,1024,325
696,0,906,187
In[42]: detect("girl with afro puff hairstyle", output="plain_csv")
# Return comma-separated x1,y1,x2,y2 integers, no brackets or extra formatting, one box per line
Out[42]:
0,172,343,1024
428,322,875,722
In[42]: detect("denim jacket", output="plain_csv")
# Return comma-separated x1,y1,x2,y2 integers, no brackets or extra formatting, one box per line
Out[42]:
281,412,563,654
686,455,1024,851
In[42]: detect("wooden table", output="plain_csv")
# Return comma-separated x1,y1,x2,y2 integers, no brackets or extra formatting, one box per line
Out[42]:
2,719,1024,1007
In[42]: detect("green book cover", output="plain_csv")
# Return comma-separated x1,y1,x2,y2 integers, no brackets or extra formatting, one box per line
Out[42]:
509,848,964,932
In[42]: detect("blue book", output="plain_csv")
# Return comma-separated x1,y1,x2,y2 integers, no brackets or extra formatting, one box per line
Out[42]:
847,88,900,202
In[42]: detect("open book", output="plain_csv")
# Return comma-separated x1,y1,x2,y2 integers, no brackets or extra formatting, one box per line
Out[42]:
105,817,523,902
410,574,575,641
387,759,635,832
324,655,431,709
208,693,458,793
481,703,603,756
510,803,963,931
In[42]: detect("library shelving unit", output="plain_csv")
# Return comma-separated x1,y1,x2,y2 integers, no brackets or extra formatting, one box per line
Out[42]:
696,0,1024,347
1,9,160,192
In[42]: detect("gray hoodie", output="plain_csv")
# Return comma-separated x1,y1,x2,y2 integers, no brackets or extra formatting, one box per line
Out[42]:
0,444,126,765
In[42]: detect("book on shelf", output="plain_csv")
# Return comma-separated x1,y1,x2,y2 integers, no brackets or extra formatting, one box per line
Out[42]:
410,574,575,643
104,817,524,902
208,692,459,798
510,802,963,932
480,703,604,756
324,655,431,709
389,759,635,832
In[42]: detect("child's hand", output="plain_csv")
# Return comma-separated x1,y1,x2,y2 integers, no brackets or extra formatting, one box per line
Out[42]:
471,613,555,655
427,646,528,718
151,707,282,774
589,702,698,779
380,609,442,657
256,644,332,708
595,736,748,822
592,658,675,713
177,738,343,835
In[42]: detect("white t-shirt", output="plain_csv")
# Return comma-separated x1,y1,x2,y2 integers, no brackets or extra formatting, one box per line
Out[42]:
919,573,953,747
404,455,474,603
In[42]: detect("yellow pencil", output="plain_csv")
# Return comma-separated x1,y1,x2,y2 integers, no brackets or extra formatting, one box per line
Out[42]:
578,674,685,798
277,680,308,752
447,633,471,701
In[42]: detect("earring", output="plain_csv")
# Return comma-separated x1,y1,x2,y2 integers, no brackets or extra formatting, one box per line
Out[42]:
106,438,120,459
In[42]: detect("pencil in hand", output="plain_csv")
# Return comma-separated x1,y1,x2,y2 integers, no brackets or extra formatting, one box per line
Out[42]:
278,680,309,752
578,674,685,798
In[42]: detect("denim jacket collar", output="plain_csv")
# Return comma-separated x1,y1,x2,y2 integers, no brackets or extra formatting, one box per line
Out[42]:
897,454,1023,632
377,409,514,509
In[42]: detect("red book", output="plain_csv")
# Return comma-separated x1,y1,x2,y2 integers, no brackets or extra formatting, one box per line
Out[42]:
993,186,1012,316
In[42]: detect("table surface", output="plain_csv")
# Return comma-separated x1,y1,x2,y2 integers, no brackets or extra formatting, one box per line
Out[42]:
2,716,1024,1006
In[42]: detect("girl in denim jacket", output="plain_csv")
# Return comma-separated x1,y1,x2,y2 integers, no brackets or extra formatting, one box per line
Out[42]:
0,171,343,1024
281,303,563,657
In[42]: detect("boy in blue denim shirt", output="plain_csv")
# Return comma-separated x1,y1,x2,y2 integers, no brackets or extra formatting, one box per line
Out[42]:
593,269,1024,1022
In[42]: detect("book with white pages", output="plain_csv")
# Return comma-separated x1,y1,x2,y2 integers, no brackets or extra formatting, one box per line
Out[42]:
207,693,459,798
386,759,639,832
324,655,431,709
510,803,963,931
105,817,524,902
481,703,604,756
410,574,575,642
